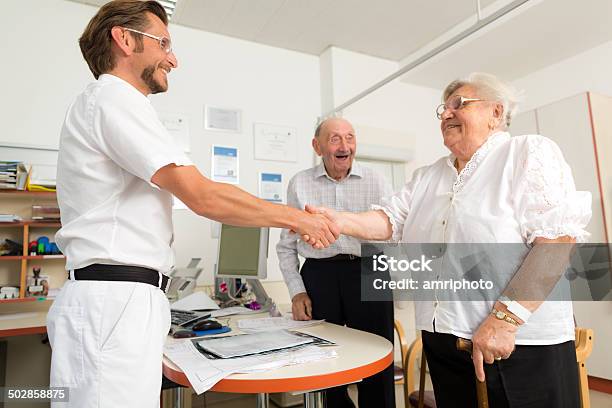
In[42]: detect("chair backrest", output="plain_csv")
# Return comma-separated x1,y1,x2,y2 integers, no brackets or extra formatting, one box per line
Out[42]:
394,319,409,373
403,335,423,408
575,328,594,408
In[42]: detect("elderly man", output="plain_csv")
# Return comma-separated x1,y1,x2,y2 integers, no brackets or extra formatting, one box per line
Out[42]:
277,117,395,408
47,2,337,407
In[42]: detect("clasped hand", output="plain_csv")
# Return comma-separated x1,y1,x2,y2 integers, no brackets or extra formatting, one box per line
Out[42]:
297,205,343,249
294,205,341,249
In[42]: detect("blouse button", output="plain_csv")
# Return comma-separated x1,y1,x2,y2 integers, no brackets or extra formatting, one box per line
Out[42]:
442,220,446,225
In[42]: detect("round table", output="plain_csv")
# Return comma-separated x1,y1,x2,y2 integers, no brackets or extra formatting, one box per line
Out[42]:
163,320,393,407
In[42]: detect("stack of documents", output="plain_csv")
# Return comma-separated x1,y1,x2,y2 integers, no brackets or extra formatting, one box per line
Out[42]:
209,306,260,318
170,292,219,311
26,164,56,191
196,331,314,358
0,214,22,223
0,161,28,190
237,316,324,333
164,336,337,394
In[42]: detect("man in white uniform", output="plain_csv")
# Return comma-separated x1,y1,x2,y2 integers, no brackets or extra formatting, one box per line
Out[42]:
47,2,338,407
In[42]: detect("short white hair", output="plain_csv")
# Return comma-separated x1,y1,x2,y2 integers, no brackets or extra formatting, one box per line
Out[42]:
442,72,523,130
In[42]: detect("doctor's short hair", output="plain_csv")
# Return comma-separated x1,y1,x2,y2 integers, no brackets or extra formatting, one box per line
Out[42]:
79,0,168,79
442,72,523,130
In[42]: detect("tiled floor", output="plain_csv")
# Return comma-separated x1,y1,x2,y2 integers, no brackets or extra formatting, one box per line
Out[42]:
190,384,612,407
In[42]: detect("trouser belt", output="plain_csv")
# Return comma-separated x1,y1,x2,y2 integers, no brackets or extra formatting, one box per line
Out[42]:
315,254,361,262
69,264,170,293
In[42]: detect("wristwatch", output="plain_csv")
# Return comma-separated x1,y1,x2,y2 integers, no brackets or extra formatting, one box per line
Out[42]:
491,308,520,327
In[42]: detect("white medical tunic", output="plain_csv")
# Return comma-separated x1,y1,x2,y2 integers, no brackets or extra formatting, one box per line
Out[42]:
48,74,192,408
374,132,592,345
55,74,192,273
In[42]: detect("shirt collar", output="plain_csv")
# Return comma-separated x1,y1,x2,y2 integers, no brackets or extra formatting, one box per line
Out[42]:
314,161,363,182
98,74,150,103
445,131,510,169
445,131,511,193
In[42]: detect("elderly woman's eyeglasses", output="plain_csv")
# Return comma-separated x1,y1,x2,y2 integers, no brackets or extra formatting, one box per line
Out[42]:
436,95,485,119
122,27,173,54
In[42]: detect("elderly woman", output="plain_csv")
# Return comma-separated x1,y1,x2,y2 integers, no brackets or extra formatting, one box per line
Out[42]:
307,73,591,407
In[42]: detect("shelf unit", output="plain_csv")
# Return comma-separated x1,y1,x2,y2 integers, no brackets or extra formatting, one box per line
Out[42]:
0,191,63,301
0,190,56,198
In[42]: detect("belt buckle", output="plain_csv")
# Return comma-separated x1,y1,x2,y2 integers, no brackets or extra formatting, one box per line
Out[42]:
161,275,171,293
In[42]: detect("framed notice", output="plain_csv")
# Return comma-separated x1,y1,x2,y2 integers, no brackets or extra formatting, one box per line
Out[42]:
259,173,283,203
204,106,241,133
211,145,239,184
253,123,297,162
160,111,190,153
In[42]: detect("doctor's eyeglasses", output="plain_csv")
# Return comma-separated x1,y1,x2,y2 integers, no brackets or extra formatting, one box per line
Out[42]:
122,27,173,54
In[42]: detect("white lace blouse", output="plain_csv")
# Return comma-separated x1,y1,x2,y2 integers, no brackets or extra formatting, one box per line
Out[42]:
374,132,592,344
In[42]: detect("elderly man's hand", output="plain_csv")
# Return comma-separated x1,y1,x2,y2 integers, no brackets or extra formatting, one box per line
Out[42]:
301,205,344,247
294,210,339,249
471,310,518,382
291,292,312,321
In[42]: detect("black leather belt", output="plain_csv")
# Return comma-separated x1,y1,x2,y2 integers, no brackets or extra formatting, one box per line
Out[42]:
69,264,170,292
317,254,361,262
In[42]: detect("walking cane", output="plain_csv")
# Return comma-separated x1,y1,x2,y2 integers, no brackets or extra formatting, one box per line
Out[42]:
456,338,489,408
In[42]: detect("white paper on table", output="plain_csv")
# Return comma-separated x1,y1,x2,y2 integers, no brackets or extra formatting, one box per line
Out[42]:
164,340,337,394
171,292,219,311
196,331,313,358
237,317,324,333
208,306,259,318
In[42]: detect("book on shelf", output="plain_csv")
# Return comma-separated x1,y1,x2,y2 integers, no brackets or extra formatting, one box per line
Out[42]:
0,214,22,223
26,164,56,192
0,161,29,190
31,205,60,221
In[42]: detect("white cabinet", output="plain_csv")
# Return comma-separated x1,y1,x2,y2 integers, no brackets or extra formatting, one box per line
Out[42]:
511,92,612,380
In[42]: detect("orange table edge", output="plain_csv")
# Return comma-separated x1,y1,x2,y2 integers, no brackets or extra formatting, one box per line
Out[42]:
0,326,47,337
163,350,393,394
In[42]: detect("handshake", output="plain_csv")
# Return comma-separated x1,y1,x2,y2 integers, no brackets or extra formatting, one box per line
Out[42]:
295,205,342,249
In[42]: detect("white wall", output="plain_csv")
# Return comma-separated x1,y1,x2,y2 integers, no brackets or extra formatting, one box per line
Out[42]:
2,0,96,148
2,0,322,287
514,39,612,112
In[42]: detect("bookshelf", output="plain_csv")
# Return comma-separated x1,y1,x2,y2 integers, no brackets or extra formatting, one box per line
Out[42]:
0,191,64,301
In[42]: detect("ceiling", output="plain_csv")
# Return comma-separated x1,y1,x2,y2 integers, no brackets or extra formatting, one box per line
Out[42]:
70,0,498,60
398,0,612,89
71,0,612,89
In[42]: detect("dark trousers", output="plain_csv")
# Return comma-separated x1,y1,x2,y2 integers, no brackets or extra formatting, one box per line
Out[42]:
422,331,580,408
301,257,395,408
